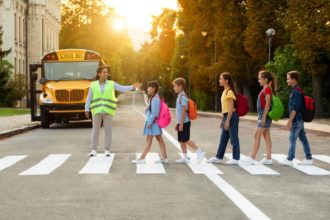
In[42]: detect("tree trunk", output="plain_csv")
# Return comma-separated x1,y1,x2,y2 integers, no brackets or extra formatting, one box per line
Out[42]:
244,63,255,112
312,74,324,118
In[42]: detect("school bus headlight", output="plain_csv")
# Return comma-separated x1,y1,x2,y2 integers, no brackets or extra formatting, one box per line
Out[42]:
42,98,53,104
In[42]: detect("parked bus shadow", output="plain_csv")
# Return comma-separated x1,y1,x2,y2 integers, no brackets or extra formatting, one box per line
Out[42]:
50,121,92,129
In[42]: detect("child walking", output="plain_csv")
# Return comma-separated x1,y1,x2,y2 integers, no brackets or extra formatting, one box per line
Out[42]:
131,81,168,164
85,66,141,157
242,70,275,165
172,77,205,164
208,72,240,165
280,70,313,166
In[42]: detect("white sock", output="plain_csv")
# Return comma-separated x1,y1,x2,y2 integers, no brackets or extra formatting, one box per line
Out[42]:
196,148,203,153
183,153,188,159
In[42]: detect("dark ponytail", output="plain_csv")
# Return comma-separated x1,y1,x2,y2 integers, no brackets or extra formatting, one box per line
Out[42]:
221,72,237,97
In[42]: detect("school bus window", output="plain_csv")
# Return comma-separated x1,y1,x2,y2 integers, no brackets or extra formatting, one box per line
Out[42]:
43,61,98,81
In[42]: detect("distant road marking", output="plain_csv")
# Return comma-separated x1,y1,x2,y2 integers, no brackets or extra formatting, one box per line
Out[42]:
20,154,71,175
0,155,28,172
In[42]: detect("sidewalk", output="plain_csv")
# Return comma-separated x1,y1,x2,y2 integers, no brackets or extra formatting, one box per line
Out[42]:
0,114,40,139
197,111,330,135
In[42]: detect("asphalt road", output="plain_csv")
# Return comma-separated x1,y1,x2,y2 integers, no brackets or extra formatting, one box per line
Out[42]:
0,92,329,220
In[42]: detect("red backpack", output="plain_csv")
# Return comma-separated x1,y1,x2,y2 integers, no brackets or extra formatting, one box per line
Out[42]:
236,93,249,117
226,90,249,117
294,88,315,122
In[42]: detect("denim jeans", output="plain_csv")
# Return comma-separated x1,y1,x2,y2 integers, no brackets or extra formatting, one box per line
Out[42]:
287,120,312,160
216,112,240,160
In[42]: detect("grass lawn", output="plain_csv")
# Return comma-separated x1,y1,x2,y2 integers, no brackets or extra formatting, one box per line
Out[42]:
0,108,30,117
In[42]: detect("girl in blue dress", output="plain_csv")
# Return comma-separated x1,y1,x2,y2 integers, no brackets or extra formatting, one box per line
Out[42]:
131,81,168,164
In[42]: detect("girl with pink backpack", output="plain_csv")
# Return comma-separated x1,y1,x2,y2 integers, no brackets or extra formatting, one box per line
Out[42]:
131,81,169,164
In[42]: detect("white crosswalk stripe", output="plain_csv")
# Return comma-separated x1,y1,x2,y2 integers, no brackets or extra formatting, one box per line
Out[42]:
0,155,28,172
19,154,71,176
135,153,166,174
0,153,329,176
224,153,280,175
272,154,330,176
179,153,223,174
79,154,115,174
313,155,330,164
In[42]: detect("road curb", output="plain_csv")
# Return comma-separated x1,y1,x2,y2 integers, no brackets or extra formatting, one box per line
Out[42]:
0,124,40,140
196,111,330,136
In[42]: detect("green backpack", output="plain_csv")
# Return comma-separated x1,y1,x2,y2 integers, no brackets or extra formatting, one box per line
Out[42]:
268,95,284,121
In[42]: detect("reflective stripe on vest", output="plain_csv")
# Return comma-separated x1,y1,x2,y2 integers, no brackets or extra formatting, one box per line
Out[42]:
90,80,117,116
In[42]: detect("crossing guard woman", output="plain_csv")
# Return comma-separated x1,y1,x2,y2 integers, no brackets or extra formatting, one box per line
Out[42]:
85,66,141,157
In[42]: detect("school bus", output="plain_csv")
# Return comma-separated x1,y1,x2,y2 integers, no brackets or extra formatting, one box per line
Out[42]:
29,49,105,128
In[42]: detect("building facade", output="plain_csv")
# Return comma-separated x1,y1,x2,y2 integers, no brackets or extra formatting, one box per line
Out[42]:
0,0,61,106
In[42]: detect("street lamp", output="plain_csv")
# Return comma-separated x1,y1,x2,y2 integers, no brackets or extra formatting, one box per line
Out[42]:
266,28,275,62
180,54,190,95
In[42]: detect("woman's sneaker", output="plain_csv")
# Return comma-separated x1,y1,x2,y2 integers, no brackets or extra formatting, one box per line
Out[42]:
89,150,97,157
175,157,190,164
241,157,256,165
297,159,313,166
207,157,224,164
131,159,145,164
155,158,169,164
279,158,293,166
226,159,239,165
259,158,273,165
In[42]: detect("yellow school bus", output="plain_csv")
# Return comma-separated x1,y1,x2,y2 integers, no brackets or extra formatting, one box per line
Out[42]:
30,49,105,128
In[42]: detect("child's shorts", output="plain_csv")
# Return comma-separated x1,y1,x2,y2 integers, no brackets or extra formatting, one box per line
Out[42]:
257,116,272,128
177,121,191,142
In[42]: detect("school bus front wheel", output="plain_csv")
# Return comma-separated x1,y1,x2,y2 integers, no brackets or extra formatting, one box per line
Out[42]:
40,107,51,128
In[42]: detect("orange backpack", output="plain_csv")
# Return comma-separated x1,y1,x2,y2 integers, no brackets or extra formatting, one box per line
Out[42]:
180,95,198,120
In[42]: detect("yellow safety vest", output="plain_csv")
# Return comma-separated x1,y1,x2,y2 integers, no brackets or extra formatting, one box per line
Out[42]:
90,80,117,116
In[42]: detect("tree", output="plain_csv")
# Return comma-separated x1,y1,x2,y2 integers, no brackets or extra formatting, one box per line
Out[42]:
60,0,137,84
283,0,330,117
266,44,312,116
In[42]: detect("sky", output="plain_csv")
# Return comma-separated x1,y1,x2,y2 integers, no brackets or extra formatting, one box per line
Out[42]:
103,0,178,50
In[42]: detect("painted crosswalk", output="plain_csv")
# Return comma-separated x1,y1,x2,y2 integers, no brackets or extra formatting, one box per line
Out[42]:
19,154,71,176
224,153,280,175
79,154,115,174
272,154,330,176
313,155,330,164
1,153,330,176
135,153,166,174
179,153,223,174
0,155,28,172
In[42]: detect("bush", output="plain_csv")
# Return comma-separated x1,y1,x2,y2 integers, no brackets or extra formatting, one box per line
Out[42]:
1,73,27,107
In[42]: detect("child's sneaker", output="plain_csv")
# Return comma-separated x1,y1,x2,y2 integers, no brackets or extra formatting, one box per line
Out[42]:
104,150,111,157
207,157,224,164
196,149,205,163
241,157,256,165
279,158,293,166
259,158,273,165
155,158,169,164
226,159,239,165
89,150,97,157
175,157,190,164
297,159,313,166
131,159,145,164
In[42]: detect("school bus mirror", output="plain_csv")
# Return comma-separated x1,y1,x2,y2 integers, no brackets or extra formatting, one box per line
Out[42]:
30,63,39,72
39,77,48,84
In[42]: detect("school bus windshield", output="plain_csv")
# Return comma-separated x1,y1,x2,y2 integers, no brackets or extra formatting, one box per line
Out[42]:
44,61,98,81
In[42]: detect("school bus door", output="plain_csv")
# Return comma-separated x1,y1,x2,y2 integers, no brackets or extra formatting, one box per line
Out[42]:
29,63,42,121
